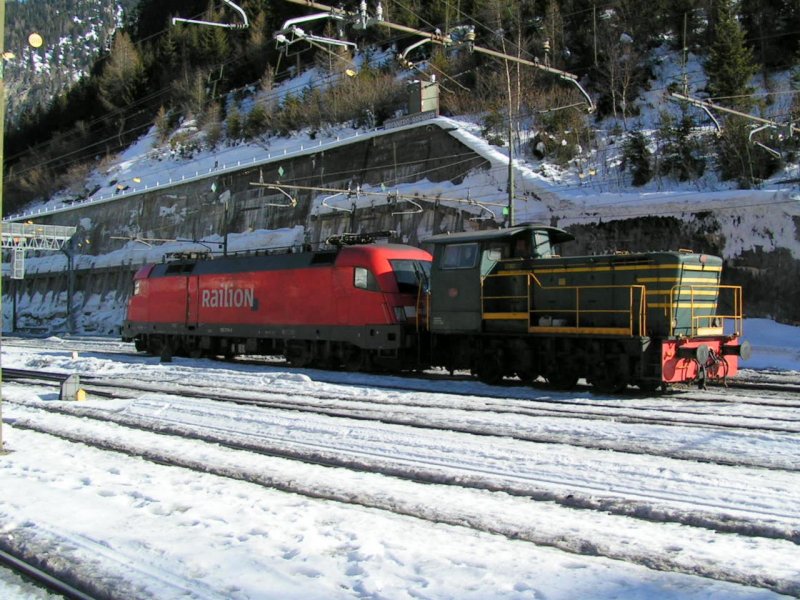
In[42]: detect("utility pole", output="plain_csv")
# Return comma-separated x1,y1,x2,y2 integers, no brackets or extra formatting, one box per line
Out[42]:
670,92,795,157
221,189,230,257
1,0,6,454
593,3,598,67
681,12,689,95
60,240,76,334
502,39,515,227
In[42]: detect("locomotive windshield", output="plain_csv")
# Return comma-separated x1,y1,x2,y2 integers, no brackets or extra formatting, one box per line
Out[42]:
513,230,557,258
390,259,432,293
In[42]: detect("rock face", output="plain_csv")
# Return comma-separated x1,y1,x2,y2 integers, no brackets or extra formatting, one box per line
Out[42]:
3,121,800,333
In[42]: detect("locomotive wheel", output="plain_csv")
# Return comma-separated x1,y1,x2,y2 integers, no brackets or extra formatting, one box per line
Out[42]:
474,359,503,385
591,373,628,394
286,341,313,368
516,369,540,385
147,336,164,356
344,347,371,372
545,370,578,390
636,380,660,394
590,357,630,394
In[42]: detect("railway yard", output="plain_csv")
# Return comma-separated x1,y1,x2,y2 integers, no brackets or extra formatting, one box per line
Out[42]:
1,333,799,599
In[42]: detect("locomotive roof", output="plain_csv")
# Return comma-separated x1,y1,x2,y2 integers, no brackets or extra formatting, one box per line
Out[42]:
145,242,430,278
423,224,574,245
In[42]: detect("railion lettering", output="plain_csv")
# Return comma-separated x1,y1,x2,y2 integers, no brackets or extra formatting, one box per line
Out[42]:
201,286,256,309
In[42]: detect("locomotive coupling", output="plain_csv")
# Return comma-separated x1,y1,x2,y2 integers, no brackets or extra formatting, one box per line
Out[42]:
677,344,711,362
722,339,752,361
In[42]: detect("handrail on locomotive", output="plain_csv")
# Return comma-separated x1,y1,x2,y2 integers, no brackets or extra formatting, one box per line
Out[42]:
478,270,648,337
668,284,743,338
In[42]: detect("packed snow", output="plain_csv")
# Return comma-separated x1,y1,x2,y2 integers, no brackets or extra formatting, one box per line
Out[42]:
1,319,799,599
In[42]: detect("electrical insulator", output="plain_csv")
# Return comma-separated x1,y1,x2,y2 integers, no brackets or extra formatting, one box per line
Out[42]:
465,27,476,52
375,2,383,21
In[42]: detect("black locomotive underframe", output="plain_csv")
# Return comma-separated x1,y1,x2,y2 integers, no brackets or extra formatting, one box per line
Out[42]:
429,331,659,389
122,320,422,369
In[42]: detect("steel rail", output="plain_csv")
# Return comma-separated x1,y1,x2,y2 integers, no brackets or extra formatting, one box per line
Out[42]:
7,368,800,472
7,365,800,430
10,407,800,570
0,546,96,600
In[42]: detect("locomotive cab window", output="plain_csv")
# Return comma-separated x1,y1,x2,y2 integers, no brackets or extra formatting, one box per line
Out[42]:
481,245,506,277
354,267,379,291
441,243,479,269
390,259,431,293
533,230,555,258
513,231,555,259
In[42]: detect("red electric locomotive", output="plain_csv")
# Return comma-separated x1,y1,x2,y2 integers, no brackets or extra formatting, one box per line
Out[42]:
122,236,432,370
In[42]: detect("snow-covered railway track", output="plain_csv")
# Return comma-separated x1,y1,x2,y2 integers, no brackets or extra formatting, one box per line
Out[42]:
6,410,800,597
7,392,800,544
6,369,800,472
2,336,132,356
232,355,800,407
9,335,800,405
7,370,800,433
0,518,225,600
81,372,800,436
0,543,95,600
723,380,800,396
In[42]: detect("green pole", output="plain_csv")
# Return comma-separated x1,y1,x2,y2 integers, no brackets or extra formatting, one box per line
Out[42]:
1,0,7,453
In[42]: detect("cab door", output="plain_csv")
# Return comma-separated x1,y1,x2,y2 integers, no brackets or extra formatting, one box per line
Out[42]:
429,242,482,333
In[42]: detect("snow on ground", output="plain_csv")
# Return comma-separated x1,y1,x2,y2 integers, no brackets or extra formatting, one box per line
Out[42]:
1,322,799,599
0,427,781,600
741,318,800,371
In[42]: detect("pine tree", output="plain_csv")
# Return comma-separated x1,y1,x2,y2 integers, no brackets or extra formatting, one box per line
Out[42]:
154,105,171,143
704,0,756,109
657,108,706,182
97,31,145,141
244,104,268,139
226,106,243,141
622,130,653,186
